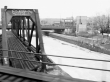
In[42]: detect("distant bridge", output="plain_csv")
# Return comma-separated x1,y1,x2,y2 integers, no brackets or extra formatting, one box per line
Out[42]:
0,25,74,30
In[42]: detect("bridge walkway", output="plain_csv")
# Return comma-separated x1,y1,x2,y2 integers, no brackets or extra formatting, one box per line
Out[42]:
7,31,41,71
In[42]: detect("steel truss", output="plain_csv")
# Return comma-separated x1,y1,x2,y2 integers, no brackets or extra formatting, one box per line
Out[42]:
2,6,46,71
1,6,95,82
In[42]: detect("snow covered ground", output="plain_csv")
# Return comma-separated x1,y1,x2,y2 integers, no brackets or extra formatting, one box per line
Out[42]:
31,36,110,82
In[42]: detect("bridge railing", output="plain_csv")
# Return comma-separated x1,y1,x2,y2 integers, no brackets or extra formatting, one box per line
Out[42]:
0,49,110,72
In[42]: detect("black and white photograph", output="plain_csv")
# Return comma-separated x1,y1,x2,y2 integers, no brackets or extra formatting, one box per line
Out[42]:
0,0,110,82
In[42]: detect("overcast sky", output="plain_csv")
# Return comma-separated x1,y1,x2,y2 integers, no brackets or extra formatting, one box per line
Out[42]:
0,0,110,19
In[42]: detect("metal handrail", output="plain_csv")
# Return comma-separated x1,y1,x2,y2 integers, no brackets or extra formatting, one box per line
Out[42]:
0,49,110,72
0,49,110,63
1,55,110,72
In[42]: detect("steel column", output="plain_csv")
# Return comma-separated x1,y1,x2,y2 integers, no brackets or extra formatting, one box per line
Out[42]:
34,10,46,72
22,17,25,41
27,17,30,42
29,23,34,46
35,24,39,53
19,17,22,38
2,6,9,66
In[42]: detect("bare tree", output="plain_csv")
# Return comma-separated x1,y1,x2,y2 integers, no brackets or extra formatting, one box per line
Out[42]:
91,15,109,35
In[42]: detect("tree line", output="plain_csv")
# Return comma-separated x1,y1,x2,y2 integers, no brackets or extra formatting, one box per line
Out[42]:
88,15,110,35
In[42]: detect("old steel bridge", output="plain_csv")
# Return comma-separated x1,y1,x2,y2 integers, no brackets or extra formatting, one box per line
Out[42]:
0,6,95,82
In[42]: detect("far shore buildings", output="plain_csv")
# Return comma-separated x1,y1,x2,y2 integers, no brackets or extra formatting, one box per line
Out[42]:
76,16,87,33
40,16,88,34
48,16,88,34
60,17,75,34
60,16,88,34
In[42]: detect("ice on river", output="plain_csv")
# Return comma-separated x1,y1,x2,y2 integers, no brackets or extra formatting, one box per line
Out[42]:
31,36,110,82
